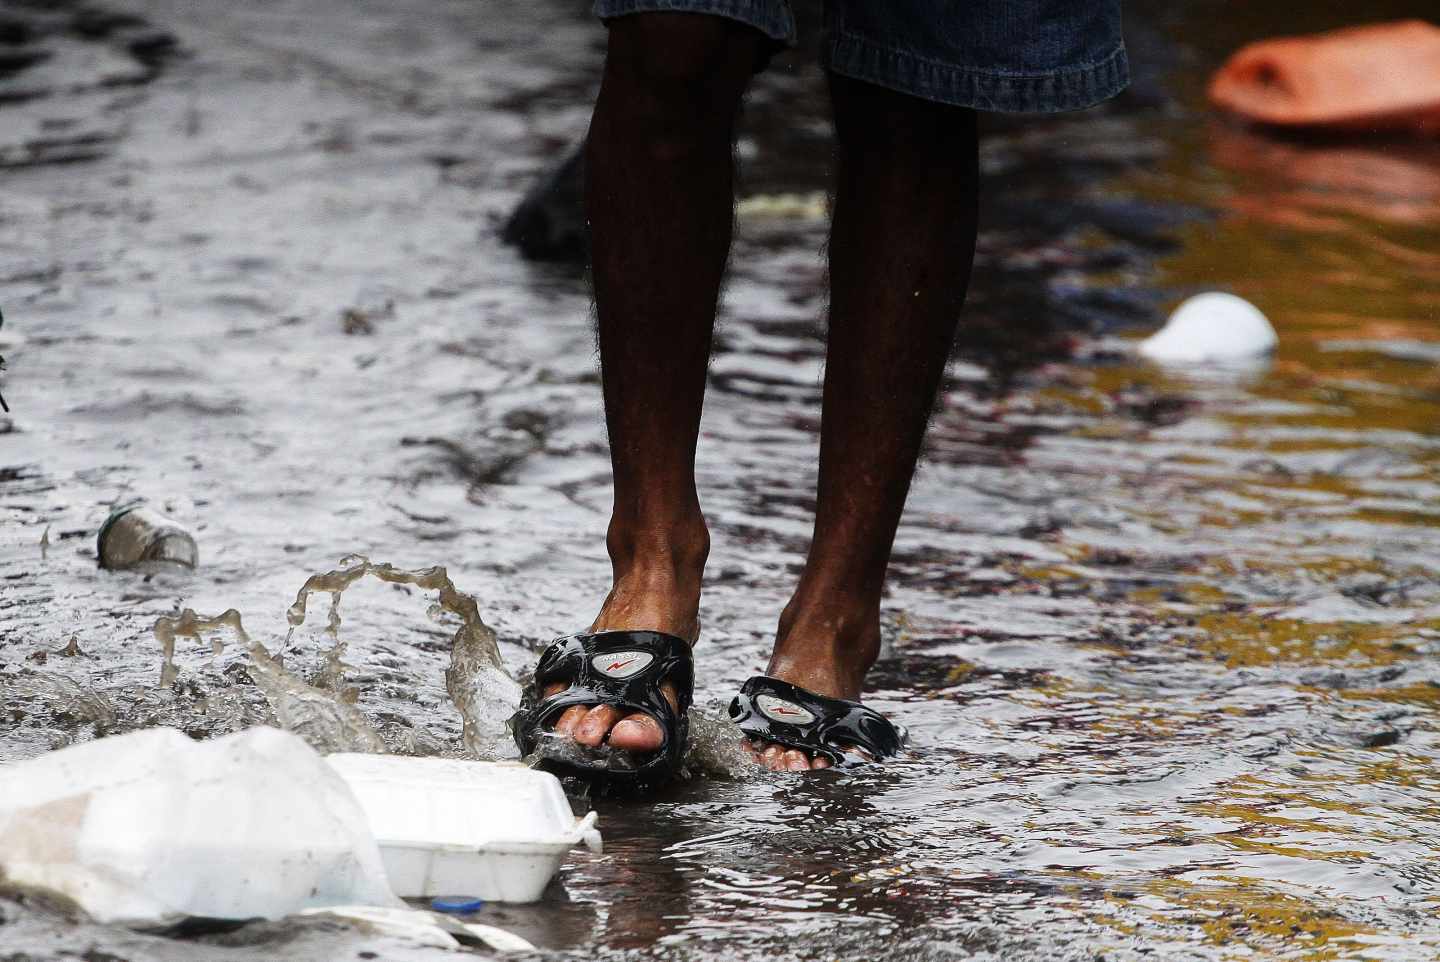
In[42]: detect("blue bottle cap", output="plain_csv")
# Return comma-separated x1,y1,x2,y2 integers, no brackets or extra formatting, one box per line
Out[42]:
431,896,484,914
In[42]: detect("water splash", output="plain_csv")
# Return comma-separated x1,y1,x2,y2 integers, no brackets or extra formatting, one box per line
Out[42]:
685,707,758,779
282,554,520,758
153,556,521,758
154,607,387,753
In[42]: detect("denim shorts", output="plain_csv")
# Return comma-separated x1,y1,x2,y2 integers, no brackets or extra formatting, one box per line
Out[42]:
592,0,1127,113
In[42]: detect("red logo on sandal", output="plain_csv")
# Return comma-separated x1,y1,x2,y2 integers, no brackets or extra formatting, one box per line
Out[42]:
592,651,653,679
756,694,816,725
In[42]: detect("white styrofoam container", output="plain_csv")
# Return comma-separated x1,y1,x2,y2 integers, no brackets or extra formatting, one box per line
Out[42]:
325,754,601,903
0,728,400,927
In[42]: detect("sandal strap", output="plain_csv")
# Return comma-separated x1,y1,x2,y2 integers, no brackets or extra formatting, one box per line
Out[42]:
727,676,906,766
513,630,693,781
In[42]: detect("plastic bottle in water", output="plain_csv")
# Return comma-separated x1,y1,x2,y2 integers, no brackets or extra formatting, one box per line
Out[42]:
97,501,198,570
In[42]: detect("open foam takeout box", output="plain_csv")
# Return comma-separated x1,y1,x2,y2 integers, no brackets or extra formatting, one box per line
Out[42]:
326,753,602,903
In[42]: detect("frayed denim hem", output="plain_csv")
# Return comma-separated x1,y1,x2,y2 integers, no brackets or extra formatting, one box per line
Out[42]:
824,32,1129,113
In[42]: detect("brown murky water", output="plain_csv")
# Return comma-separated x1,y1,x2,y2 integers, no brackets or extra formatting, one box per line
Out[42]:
1,0,1438,959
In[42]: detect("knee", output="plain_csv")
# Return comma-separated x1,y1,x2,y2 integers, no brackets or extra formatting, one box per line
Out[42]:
601,13,764,131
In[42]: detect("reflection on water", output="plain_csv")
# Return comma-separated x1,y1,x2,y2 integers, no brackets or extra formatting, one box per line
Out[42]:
1209,125,1440,230
0,0,1438,959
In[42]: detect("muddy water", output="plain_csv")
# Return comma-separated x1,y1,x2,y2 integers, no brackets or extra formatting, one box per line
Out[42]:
2,0,1439,959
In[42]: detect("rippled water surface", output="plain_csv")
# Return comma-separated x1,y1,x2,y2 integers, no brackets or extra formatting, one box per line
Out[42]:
2,0,1438,959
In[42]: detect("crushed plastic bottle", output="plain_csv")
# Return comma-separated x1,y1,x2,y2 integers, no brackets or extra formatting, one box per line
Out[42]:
97,501,198,570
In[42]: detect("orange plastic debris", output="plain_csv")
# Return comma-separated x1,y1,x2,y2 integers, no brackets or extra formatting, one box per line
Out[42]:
1208,20,1440,135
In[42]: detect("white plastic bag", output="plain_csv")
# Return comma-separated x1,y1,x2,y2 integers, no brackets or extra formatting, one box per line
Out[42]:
1138,292,1277,364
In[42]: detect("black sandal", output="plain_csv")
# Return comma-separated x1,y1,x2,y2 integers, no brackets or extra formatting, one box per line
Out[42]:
512,629,693,786
727,676,907,767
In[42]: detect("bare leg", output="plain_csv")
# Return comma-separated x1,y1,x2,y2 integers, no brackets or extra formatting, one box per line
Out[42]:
546,13,766,753
750,74,980,771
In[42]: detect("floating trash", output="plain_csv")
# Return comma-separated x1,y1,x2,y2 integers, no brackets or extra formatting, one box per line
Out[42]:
326,752,602,903
431,895,485,914
1137,291,1277,364
97,501,198,570
299,905,535,953
1209,20,1440,136
0,727,398,928
736,191,829,221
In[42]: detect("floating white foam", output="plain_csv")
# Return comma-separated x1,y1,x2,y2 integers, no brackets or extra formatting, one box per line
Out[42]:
1137,292,1277,364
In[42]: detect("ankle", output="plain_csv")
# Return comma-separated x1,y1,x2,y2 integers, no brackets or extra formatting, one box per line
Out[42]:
766,591,881,700
593,512,709,641
592,566,704,641
605,511,710,586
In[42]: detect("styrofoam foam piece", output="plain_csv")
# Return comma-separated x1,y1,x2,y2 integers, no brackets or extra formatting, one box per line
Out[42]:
1137,292,1277,363
300,906,460,949
298,905,537,953
325,754,602,903
456,920,540,953
0,728,400,927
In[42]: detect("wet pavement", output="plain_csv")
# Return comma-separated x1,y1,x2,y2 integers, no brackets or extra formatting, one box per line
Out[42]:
2,0,1439,959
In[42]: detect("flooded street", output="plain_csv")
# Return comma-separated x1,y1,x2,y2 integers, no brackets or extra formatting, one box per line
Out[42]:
2,0,1439,958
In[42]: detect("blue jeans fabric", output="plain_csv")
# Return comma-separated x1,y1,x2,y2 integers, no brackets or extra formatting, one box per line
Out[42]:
592,0,1127,113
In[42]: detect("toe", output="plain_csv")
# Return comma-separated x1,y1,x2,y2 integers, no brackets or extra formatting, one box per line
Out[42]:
746,740,830,772
542,678,680,752
609,712,664,752
575,704,622,747
606,679,676,752
553,705,588,736
543,681,586,737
